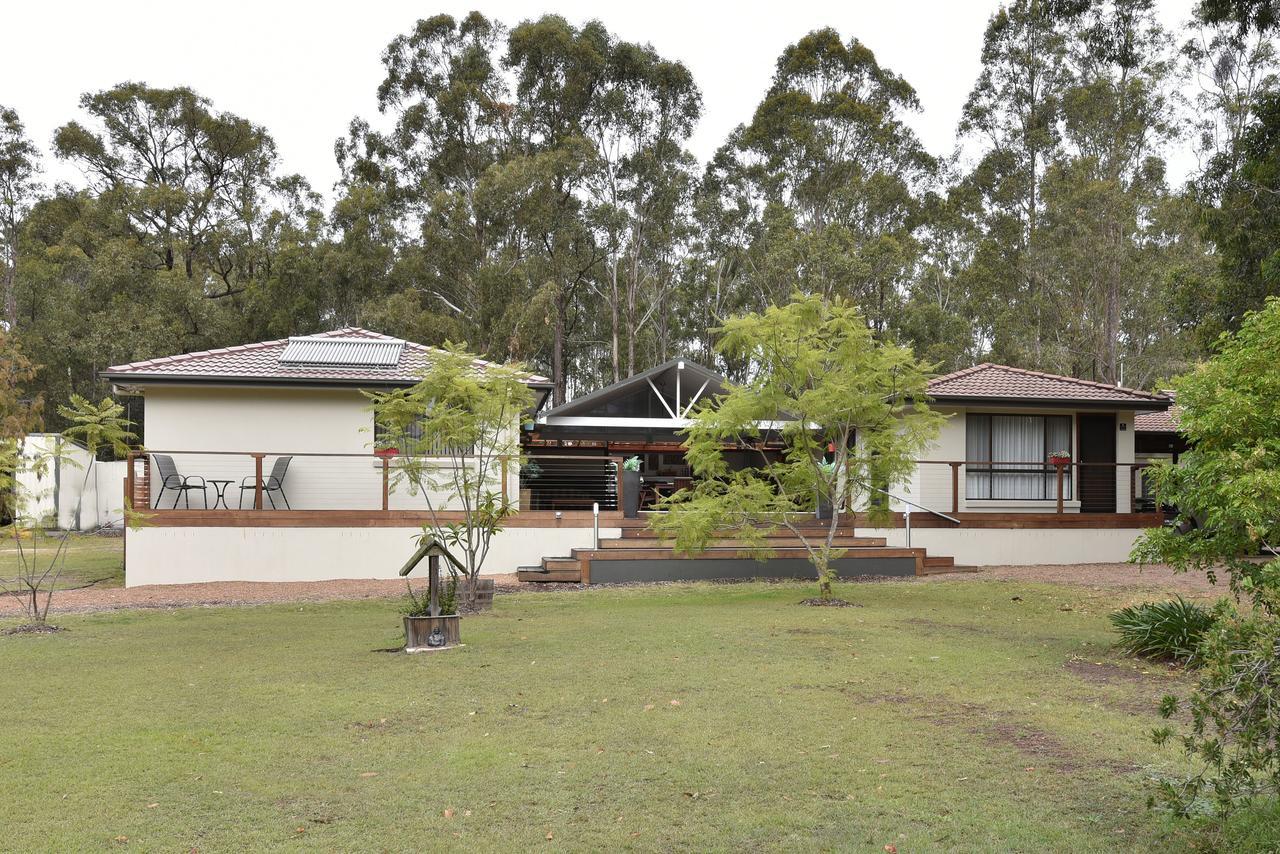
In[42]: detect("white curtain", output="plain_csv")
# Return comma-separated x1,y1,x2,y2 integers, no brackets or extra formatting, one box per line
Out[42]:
966,414,991,499
967,414,1071,500
992,416,1043,499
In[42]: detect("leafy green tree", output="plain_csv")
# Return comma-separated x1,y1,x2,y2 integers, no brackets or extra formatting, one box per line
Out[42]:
1132,297,1280,816
956,0,1086,365
583,38,701,380
366,345,534,611
651,295,942,600
0,105,40,331
698,29,935,333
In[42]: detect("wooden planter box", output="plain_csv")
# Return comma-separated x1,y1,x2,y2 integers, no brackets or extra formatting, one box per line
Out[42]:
404,614,461,653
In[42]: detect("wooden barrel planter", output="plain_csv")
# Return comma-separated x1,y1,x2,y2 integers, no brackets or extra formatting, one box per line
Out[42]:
404,615,461,653
459,578,495,611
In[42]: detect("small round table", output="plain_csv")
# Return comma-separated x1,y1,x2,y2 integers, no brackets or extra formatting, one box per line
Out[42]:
207,479,234,510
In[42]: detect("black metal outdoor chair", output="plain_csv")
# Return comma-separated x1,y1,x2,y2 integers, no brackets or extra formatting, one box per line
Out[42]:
151,453,207,509
239,455,293,509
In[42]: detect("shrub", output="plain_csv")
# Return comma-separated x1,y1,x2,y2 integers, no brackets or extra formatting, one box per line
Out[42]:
403,574,458,617
1109,597,1215,663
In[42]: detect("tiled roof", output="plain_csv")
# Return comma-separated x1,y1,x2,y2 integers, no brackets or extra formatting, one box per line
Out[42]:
101,328,551,386
928,363,1170,408
1134,393,1180,432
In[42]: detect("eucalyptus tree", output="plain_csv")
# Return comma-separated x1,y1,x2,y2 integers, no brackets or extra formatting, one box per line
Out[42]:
956,0,1087,365
583,40,701,381
53,83,282,291
1185,1,1280,339
698,29,935,333
0,106,39,331
1032,0,1181,383
337,12,538,359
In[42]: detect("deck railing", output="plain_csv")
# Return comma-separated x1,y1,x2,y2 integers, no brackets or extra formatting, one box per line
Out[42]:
124,450,1152,518
912,460,1155,515
126,450,623,513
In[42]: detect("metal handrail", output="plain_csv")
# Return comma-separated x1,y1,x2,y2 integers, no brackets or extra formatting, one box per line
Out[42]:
860,483,960,526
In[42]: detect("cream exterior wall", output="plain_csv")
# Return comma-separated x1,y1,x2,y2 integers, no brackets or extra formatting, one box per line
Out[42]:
140,385,520,511
893,406,1138,515
124,524,615,586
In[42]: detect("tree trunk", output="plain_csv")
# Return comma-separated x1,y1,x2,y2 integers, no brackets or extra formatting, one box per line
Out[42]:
553,294,567,406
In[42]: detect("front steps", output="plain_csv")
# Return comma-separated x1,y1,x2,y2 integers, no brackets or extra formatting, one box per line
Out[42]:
516,520,962,584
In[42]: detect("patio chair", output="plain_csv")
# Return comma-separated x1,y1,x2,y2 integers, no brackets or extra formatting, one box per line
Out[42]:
151,454,208,509
239,455,293,509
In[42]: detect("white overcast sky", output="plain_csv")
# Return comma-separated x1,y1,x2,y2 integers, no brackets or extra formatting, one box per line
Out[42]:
6,0,1197,199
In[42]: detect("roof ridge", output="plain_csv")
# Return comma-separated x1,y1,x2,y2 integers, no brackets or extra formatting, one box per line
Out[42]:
928,362,994,385
930,362,1166,401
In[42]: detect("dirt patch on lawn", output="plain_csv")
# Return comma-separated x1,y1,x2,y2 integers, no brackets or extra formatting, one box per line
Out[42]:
1063,657,1179,687
924,562,1223,595
866,694,1138,775
1,623,65,636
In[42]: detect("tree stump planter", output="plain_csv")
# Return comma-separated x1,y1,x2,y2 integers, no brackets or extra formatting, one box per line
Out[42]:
459,577,495,611
403,615,461,653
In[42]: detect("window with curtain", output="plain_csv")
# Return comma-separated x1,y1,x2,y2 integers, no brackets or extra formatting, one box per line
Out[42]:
966,414,1071,500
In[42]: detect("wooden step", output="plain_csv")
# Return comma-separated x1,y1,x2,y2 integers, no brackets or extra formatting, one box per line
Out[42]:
618,525,866,539
598,535,887,550
573,545,924,561
515,563,583,583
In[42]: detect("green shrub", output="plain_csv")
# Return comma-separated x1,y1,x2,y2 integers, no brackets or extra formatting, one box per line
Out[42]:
403,574,458,617
1109,597,1215,663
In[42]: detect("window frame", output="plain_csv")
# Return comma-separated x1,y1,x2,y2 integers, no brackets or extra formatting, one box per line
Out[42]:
965,412,1073,501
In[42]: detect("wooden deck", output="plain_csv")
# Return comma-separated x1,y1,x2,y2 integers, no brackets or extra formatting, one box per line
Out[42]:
135,507,1161,529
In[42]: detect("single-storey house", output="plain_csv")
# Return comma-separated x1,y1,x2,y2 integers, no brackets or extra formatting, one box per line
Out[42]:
102,331,1174,585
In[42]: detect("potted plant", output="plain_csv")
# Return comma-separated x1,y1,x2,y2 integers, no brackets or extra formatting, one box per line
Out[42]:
622,456,642,518
519,457,541,511
1048,450,1072,466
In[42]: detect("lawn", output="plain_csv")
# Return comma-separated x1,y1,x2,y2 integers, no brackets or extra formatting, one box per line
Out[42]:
0,531,125,590
0,579,1202,851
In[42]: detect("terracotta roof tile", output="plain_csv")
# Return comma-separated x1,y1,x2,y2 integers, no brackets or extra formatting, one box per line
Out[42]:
1134,393,1180,432
101,327,551,386
928,363,1169,407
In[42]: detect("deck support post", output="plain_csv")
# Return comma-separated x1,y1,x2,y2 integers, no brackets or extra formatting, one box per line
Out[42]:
253,453,264,510
1056,463,1065,514
949,462,960,514
125,450,135,510
381,456,390,511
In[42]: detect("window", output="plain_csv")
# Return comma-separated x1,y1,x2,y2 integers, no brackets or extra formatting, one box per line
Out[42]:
374,419,475,456
966,414,1071,500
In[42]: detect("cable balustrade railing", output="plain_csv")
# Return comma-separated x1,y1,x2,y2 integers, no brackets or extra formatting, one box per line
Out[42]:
125,450,622,514
912,459,1157,515
123,450,1152,518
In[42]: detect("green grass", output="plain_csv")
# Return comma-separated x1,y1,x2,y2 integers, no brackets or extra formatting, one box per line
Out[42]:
0,579,1200,851
0,531,124,590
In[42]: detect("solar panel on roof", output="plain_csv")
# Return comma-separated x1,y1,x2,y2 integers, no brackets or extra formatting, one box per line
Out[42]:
278,336,405,368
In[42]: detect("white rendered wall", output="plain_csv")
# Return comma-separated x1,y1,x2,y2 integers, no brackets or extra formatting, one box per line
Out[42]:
869,526,1147,566
140,386,520,511
15,435,127,530
124,524,614,586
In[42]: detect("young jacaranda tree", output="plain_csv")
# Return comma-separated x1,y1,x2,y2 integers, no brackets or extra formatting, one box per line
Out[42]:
652,294,942,600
